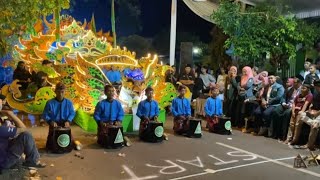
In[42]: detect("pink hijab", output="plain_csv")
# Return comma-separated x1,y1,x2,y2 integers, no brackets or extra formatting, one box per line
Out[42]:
241,66,253,87
254,71,268,85
228,66,237,78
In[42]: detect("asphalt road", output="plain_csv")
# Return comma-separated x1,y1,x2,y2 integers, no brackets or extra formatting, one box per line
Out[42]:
14,117,320,180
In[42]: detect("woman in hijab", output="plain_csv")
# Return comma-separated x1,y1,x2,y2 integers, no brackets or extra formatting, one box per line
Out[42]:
235,66,254,128
224,66,239,125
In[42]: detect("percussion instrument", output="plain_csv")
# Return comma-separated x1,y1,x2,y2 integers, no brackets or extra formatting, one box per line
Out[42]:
51,127,73,154
186,119,202,138
99,125,124,149
140,121,164,143
211,116,232,135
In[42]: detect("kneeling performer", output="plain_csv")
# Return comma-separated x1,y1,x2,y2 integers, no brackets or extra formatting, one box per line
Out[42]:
137,87,165,142
94,85,128,148
42,82,75,153
172,85,192,135
205,84,224,132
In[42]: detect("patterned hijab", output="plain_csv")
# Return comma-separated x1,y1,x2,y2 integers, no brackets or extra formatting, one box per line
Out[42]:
240,66,253,87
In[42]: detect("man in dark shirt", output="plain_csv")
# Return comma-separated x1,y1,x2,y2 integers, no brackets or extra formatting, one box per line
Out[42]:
0,94,45,170
165,65,178,86
291,80,320,150
13,61,32,90
179,64,195,99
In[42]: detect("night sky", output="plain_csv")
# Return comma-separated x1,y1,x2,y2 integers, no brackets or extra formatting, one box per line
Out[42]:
62,0,213,43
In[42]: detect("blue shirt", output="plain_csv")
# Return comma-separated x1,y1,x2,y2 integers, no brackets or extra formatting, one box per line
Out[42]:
136,100,160,119
94,99,124,122
171,97,191,117
105,70,121,83
204,97,223,116
42,98,76,123
0,126,17,169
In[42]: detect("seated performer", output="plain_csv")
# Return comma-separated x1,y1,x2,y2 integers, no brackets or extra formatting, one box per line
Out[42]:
290,80,320,150
205,84,223,132
94,85,130,146
42,82,75,151
136,87,161,139
172,85,192,134
105,65,122,85
0,94,46,170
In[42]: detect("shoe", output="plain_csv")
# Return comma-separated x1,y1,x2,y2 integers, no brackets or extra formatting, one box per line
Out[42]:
23,161,46,168
163,133,169,141
258,127,268,136
124,136,132,147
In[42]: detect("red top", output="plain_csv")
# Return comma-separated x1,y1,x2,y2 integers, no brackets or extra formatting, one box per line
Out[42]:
293,93,313,113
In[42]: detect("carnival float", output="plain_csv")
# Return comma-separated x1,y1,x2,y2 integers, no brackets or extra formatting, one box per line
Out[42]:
0,15,183,133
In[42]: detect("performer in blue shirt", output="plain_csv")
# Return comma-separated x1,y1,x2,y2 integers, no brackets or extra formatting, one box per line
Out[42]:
42,82,76,151
205,84,223,132
94,84,125,146
105,66,122,85
0,94,46,169
136,87,160,138
172,85,192,134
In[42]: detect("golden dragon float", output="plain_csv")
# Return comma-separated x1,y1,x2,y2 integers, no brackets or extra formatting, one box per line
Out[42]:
1,15,180,132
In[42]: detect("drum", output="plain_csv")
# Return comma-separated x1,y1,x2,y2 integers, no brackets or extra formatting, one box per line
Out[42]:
141,121,164,143
211,116,232,135
51,127,73,154
187,119,202,138
103,126,124,149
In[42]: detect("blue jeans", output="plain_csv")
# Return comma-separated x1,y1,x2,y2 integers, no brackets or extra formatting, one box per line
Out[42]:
3,132,40,169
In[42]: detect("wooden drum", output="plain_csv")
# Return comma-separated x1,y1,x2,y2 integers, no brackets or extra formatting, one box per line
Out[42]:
212,116,232,135
141,121,164,143
105,126,124,149
52,127,73,154
187,119,202,138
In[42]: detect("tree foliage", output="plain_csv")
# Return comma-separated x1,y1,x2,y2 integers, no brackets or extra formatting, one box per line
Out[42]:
119,35,153,58
0,0,70,56
208,26,232,70
211,0,320,66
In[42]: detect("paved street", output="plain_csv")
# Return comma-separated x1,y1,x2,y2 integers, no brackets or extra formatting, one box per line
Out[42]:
10,117,320,180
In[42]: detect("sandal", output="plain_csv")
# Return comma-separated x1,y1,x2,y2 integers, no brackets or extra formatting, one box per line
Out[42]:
23,161,46,168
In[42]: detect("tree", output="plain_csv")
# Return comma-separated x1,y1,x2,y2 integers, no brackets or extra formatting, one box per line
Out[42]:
119,35,153,58
207,26,232,70
211,0,320,67
113,0,141,36
0,0,70,56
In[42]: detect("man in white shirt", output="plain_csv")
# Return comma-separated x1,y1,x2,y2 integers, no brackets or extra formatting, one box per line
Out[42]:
199,66,216,92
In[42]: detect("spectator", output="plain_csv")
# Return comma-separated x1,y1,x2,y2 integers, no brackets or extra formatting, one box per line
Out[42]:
165,65,178,86
13,61,32,90
304,64,320,94
299,58,312,80
179,64,195,100
235,66,254,128
199,66,216,93
290,80,320,150
0,94,46,169
224,66,239,125
253,75,284,136
270,78,301,140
